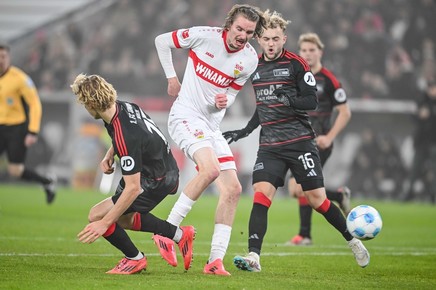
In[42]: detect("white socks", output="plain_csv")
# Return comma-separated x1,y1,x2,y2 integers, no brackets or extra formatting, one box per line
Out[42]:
173,227,183,243
208,223,232,263
167,192,195,226
128,251,144,260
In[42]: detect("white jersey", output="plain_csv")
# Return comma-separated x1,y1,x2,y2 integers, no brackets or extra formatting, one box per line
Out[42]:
163,26,258,131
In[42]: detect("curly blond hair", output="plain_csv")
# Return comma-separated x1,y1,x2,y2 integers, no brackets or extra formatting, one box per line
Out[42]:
70,74,117,111
262,9,291,32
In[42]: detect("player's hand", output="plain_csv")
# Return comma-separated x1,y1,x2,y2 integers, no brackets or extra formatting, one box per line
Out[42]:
215,94,228,109
24,134,38,147
100,155,115,174
222,129,249,144
273,88,293,107
316,135,333,150
167,77,181,97
77,221,108,244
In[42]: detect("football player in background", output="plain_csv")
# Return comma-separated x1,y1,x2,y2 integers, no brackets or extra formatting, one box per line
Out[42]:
0,43,56,204
223,10,369,272
287,32,352,246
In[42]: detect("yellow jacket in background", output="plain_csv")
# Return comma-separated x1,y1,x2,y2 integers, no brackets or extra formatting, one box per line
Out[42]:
0,66,42,134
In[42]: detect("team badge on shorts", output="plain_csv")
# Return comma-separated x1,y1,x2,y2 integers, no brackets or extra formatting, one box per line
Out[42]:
253,162,264,171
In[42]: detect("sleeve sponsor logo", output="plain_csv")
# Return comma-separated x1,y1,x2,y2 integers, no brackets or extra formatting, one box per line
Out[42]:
334,88,347,102
121,156,135,171
304,72,316,86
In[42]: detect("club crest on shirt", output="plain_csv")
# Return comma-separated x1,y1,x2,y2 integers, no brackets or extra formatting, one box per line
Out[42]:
194,129,204,139
182,29,189,39
234,63,243,77
121,156,135,171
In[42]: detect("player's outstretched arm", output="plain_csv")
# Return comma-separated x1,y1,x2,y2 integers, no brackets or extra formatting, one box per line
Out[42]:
223,109,260,144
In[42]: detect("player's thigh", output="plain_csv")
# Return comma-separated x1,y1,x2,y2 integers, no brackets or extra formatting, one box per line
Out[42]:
289,140,324,191
168,114,214,159
319,146,332,167
3,124,27,163
212,131,237,171
0,126,6,155
288,177,304,198
112,171,179,214
89,197,114,222
252,151,289,189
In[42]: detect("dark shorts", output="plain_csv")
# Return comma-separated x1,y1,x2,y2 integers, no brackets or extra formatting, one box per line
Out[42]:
319,145,333,167
111,169,179,215
252,139,324,191
0,123,27,163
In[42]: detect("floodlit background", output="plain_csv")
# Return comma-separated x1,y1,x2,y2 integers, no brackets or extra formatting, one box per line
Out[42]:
1,0,435,202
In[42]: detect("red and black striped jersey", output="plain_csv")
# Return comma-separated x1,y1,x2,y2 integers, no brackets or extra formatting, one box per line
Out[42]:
309,67,347,135
104,101,178,179
250,49,317,146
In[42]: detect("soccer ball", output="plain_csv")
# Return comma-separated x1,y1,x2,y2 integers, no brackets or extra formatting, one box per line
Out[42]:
346,205,382,240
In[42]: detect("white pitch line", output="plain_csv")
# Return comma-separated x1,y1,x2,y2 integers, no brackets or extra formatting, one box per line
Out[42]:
1,236,435,253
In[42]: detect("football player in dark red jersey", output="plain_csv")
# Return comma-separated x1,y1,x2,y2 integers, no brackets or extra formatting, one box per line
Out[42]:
286,32,352,246
71,74,195,274
223,10,369,271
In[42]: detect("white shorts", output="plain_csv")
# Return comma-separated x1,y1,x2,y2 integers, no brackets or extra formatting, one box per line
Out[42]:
168,114,236,171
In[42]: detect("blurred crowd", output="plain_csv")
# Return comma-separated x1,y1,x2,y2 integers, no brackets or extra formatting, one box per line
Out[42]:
12,0,435,100
8,0,436,202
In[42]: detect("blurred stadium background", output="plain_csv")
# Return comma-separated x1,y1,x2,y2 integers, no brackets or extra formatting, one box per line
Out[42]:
1,0,435,202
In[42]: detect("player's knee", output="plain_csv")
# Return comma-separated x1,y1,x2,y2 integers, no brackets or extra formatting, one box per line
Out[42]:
8,164,23,178
304,188,326,208
199,165,220,183
117,214,134,229
228,182,242,200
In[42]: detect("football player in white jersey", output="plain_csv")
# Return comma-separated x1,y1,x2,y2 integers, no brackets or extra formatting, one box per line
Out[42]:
153,4,266,275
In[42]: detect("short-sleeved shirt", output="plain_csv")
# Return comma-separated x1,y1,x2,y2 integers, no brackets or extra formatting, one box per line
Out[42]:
251,49,317,146
169,26,259,131
309,67,347,136
105,101,179,190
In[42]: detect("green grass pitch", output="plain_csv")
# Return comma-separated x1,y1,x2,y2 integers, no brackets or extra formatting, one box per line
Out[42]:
0,184,435,289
